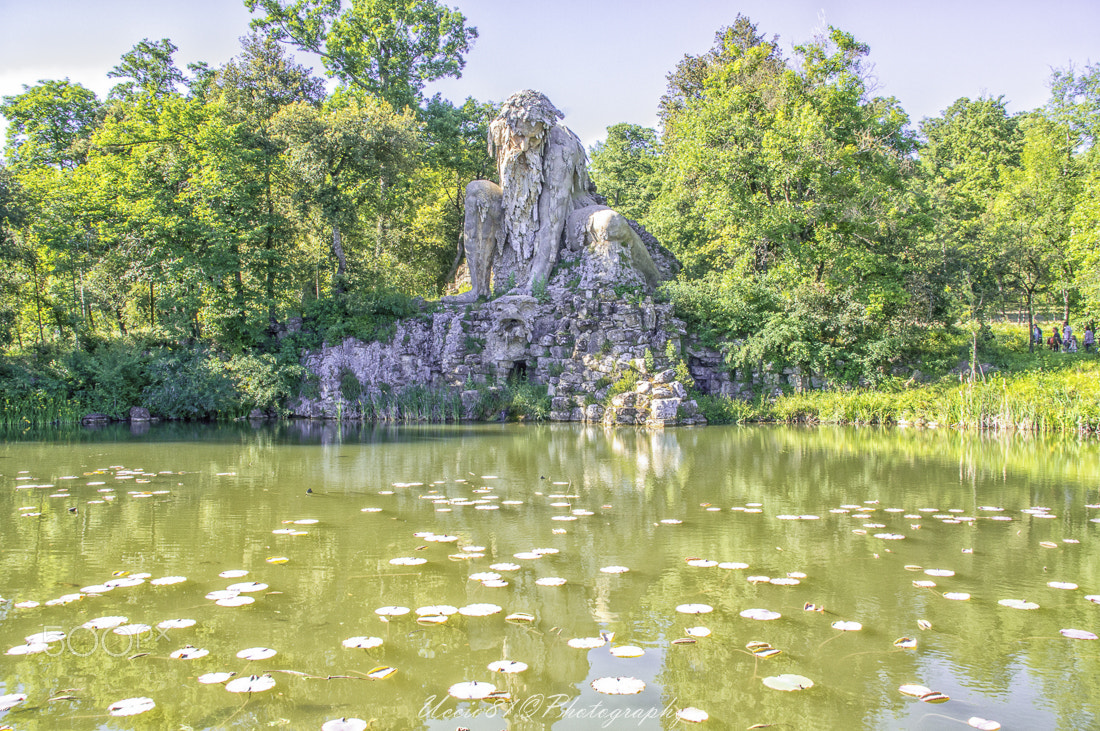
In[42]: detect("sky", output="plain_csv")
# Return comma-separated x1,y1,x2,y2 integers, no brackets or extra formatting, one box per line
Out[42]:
1,0,1098,147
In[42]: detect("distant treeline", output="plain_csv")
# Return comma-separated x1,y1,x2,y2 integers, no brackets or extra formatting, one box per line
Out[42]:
1,5,1098,418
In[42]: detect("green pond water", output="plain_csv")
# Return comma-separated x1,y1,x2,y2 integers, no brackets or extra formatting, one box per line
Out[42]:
1,422,1099,730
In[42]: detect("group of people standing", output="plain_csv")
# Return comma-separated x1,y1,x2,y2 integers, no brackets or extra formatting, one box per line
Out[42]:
1033,321,1095,353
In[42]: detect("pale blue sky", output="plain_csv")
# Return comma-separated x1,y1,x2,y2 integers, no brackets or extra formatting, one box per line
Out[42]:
1,0,1097,146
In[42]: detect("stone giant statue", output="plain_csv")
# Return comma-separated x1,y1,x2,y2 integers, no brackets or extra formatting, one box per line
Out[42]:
455,90,660,300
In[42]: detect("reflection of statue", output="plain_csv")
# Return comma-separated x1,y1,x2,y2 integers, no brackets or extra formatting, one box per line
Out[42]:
455,90,658,300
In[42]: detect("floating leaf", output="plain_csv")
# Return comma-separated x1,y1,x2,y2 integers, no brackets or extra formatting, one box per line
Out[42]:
366,666,397,680
219,570,248,579
197,672,236,685
6,643,49,656
487,660,528,673
920,691,950,704
943,592,971,601
676,707,709,723
216,596,254,607
389,557,427,566
342,636,383,649
0,694,27,711
831,621,862,631
448,681,496,699
718,562,750,570
685,627,711,638
686,559,717,567
113,624,152,636
505,612,536,622
567,637,607,649
600,566,630,574
769,577,800,586
170,646,208,660
998,599,1039,610
762,674,813,691
1047,581,1078,590
374,606,410,617
265,557,289,564
416,605,458,616
25,631,66,644
917,620,932,631
740,608,781,621
893,637,917,649
157,619,196,630
1061,628,1099,640
591,676,645,695
676,604,714,615
107,697,156,716
237,647,277,661
899,684,932,698
536,577,567,587
968,717,1002,730
458,603,502,617
225,674,276,693
226,582,267,593
322,719,368,731
609,645,645,658
924,569,955,577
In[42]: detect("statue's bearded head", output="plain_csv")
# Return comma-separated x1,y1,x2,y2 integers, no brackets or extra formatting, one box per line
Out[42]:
488,91,564,256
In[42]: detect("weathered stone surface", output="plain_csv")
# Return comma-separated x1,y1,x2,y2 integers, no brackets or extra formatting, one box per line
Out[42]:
650,398,682,423
129,406,151,421
81,413,110,425
654,369,676,384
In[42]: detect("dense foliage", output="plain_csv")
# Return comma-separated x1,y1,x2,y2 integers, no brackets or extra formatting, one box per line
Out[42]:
590,17,1099,385
2,8,1098,421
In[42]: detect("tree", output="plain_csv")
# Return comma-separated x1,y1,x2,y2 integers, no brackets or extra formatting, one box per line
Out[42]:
1,79,102,169
652,17,921,382
273,95,420,294
245,0,477,111
989,114,1079,346
589,123,660,221
108,38,186,100
918,96,1022,376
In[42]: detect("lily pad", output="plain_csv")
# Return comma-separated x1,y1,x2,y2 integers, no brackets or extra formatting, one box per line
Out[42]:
237,647,277,661
448,681,496,699
322,720,368,731
740,608,781,621
762,674,813,691
225,674,276,693
676,707,709,723
197,672,236,685
591,676,645,695
107,697,156,716
487,660,528,673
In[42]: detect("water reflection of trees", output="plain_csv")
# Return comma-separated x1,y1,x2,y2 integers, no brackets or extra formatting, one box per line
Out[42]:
2,424,1098,729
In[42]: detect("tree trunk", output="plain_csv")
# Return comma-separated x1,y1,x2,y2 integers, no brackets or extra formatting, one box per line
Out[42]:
1026,290,1035,353
332,224,347,294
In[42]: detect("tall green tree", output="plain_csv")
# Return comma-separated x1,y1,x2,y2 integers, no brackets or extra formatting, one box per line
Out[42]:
653,18,920,382
1,80,102,170
245,0,477,111
589,123,659,222
273,95,420,294
989,113,1079,346
918,96,1022,374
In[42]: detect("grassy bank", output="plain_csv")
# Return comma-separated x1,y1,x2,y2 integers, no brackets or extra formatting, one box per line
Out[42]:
698,325,1100,433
